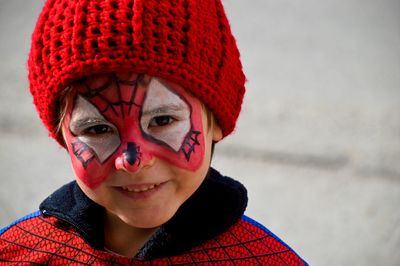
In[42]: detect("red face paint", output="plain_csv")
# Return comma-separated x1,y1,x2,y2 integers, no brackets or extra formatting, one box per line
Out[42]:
62,73,205,189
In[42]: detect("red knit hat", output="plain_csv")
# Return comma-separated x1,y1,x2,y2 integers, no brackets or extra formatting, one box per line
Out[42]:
28,0,246,143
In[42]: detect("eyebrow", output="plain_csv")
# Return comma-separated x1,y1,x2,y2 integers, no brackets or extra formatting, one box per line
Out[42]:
141,103,188,116
70,118,109,130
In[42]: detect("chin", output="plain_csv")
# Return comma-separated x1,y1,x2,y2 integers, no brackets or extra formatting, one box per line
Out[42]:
117,206,177,229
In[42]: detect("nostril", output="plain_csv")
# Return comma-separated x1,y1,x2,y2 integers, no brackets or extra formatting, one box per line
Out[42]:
124,142,141,166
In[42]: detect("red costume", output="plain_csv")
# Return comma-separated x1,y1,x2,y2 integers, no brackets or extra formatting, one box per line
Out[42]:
1,169,307,265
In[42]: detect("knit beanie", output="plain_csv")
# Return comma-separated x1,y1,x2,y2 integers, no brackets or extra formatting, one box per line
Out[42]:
28,0,246,143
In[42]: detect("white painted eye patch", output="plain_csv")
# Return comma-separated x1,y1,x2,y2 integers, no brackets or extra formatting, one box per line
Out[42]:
69,96,121,163
140,78,191,152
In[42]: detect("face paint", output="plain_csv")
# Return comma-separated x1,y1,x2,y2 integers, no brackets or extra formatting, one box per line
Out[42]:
69,95,121,163
140,80,191,151
62,73,205,189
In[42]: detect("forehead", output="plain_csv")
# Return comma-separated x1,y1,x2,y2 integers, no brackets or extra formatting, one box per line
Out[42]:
68,73,193,105
69,77,191,124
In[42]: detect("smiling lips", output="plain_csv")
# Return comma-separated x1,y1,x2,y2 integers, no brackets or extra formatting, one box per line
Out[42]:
121,183,162,193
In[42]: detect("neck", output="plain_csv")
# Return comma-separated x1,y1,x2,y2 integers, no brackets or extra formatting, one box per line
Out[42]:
104,211,157,257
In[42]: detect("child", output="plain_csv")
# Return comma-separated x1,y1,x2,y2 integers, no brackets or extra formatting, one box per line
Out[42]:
0,0,307,265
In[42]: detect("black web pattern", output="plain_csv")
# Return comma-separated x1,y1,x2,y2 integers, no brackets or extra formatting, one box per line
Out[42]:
180,130,201,161
71,140,96,169
80,74,142,118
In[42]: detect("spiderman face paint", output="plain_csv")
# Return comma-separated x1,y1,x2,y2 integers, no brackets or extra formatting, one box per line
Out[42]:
62,73,205,189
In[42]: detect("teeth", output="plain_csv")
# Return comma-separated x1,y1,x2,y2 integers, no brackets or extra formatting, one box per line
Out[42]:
122,184,158,192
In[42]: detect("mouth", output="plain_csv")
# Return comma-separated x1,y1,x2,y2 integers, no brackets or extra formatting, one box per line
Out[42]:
117,182,166,200
121,183,162,193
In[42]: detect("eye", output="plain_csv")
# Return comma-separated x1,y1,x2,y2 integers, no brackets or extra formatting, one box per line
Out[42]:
148,115,175,128
84,124,114,135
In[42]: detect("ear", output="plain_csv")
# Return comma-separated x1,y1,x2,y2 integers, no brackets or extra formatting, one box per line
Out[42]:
212,124,223,142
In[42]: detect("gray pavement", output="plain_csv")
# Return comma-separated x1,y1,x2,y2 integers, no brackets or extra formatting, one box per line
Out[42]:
1,0,399,265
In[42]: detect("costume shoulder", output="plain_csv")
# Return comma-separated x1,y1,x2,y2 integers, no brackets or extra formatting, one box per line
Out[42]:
0,211,124,265
150,215,309,265
196,215,308,265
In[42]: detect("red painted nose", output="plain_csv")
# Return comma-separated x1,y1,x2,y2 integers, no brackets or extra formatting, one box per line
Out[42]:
115,142,153,172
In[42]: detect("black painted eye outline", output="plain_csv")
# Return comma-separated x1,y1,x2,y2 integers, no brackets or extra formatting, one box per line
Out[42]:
83,124,116,136
148,115,177,129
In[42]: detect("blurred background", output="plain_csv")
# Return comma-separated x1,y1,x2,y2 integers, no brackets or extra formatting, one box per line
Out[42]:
0,0,399,265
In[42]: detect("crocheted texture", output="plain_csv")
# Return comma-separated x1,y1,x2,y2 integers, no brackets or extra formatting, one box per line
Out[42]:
28,0,246,143
0,214,306,265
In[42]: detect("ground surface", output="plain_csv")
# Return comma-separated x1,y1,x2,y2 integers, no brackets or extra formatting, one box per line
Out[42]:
0,1,399,265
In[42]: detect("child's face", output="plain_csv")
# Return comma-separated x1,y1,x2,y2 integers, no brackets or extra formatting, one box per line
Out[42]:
62,72,222,228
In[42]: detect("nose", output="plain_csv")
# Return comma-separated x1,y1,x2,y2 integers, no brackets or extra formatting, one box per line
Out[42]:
115,142,153,172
